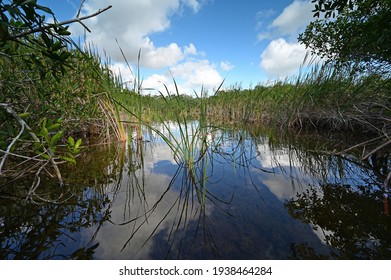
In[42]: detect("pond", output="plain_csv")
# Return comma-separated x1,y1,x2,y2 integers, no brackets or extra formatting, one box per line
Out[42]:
1,122,391,259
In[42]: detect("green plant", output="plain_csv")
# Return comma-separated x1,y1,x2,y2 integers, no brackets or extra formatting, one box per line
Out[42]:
33,118,82,164
299,0,391,72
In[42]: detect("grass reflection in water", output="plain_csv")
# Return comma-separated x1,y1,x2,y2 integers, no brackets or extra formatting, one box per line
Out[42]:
1,124,390,259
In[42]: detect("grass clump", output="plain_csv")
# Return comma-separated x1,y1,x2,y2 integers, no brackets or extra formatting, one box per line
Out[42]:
207,65,391,135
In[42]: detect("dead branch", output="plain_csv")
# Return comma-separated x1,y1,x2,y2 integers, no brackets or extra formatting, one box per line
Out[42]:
0,116,25,174
362,138,391,161
25,161,48,201
335,135,384,156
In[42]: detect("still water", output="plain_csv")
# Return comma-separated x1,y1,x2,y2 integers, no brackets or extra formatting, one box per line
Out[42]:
1,122,390,259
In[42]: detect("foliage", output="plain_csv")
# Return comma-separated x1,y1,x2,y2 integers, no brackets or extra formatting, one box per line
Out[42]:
311,0,356,18
34,117,82,164
113,64,391,138
285,183,391,259
0,2,118,192
0,0,74,74
299,0,391,71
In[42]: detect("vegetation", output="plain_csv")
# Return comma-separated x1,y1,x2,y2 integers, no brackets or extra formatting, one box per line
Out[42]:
0,1,118,195
113,63,390,136
1,1,390,261
299,0,391,72
286,183,391,259
1,0,390,197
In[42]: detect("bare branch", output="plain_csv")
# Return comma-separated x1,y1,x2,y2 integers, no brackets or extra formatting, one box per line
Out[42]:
25,161,48,201
0,117,25,175
77,0,87,18
8,5,112,40
362,138,391,160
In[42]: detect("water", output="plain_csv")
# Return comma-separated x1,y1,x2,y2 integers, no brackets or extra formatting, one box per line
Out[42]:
1,123,390,259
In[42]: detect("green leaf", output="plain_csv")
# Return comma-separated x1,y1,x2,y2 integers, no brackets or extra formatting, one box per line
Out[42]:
41,32,51,48
41,117,47,128
68,136,75,146
40,153,51,160
51,41,63,51
75,139,82,150
18,112,31,118
57,26,71,36
33,141,42,151
61,155,76,164
39,127,49,140
50,131,63,146
46,123,61,131
56,117,64,124
20,0,37,6
35,4,53,14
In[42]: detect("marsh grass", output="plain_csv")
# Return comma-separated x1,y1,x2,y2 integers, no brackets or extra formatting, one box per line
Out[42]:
110,53,390,189
206,65,390,134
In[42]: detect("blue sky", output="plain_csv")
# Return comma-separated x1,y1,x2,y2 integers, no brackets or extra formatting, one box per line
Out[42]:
40,0,317,95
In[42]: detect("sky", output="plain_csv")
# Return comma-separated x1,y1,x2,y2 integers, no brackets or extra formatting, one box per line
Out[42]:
39,0,317,95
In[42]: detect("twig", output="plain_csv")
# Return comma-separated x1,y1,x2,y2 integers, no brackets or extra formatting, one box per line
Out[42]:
0,149,48,162
362,138,391,160
335,135,384,156
25,161,48,201
8,5,112,40
0,118,25,174
76,0,86,18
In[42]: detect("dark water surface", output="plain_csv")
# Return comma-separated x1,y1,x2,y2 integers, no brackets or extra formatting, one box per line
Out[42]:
1,123,390,259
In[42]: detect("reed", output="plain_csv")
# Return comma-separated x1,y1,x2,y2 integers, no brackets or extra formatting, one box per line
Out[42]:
203,64,391,135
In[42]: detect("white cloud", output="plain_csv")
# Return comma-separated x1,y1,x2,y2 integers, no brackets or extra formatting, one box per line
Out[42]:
260,38,307,77
141,60,223,96
184,43,198,55
72,0,206,69
70,0,223,94
220,61,234,71
171,60,223,91
142,40,184,68
140,60,223,96
257,1,319,78
142,74,170,94
271,0,314,36
257,0,314,41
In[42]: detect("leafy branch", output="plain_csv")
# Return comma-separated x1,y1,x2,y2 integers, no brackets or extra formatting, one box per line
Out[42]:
7,5,112,41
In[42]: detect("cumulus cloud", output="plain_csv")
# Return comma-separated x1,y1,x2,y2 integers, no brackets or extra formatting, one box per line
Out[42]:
142,74,171,94
69,0,224,94
171,60,224,92
270,0,314,36
257,0,314,41
72,0,206,68
140,60,223,96
260,38,307,77
258,1,317,77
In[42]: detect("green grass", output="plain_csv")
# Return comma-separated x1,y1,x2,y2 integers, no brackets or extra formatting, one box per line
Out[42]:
1,37,390,200
2,38,390,159
205,64,391,133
